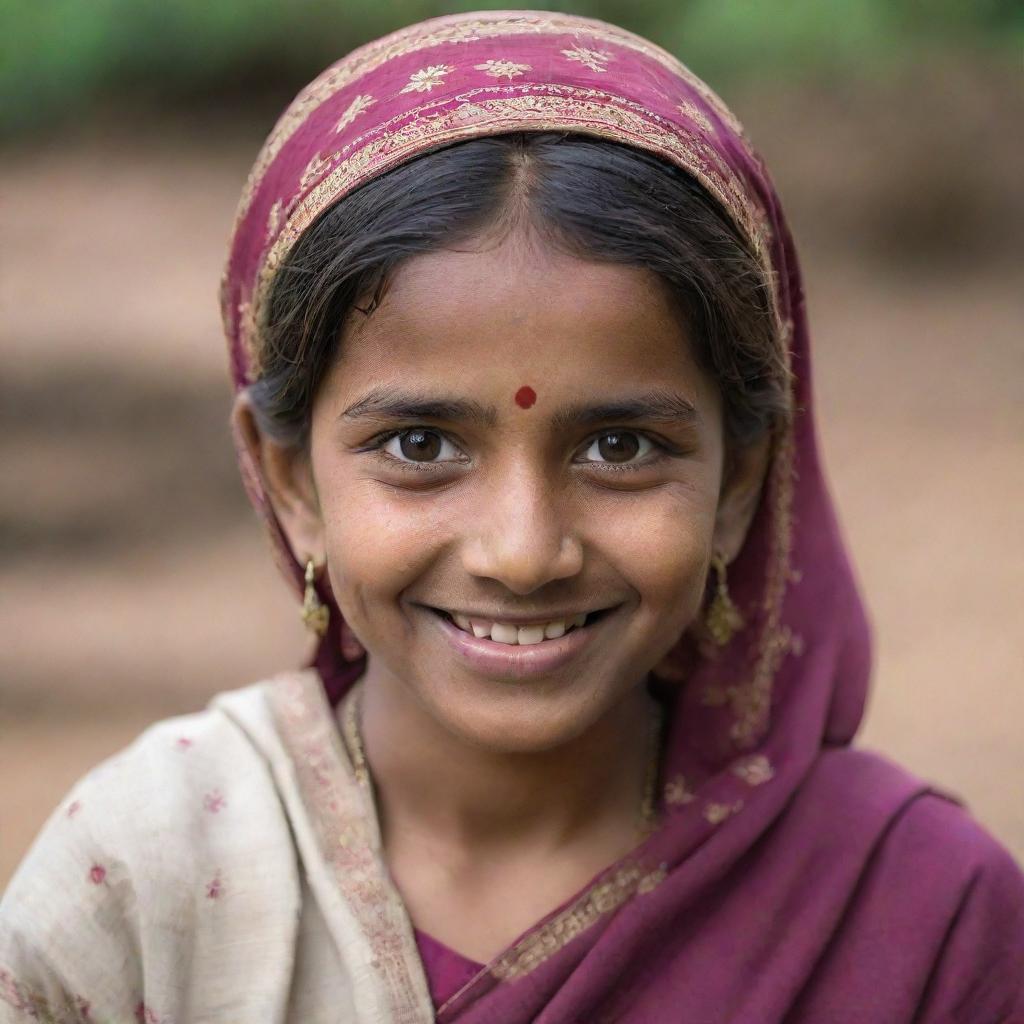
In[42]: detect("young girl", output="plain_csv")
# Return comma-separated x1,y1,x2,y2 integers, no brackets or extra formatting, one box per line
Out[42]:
3,12,1022,1023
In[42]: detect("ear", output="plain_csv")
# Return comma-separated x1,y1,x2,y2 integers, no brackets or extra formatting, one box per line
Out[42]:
712,434,772,563
231,393,325,562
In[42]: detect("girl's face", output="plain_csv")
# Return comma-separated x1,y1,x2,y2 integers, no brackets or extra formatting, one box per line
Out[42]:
259,232,765,752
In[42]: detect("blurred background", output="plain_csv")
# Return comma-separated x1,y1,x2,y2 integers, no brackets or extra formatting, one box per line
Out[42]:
2,1,1022,885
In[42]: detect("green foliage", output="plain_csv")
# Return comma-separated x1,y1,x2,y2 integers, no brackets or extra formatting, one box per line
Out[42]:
1,0,1019,138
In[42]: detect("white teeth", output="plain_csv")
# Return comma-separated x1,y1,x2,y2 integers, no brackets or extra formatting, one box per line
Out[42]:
447,611,596,645
490,623,519,644
517,625,546,645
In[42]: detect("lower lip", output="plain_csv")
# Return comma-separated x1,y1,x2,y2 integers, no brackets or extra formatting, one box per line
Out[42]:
429,610,606,681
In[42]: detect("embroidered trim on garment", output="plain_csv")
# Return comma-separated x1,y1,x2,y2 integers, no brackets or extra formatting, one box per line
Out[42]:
489,863,668,981
676,99,714,133
247,85,766,366
700,428,797,750
228,11,744,232
268,672,432,1024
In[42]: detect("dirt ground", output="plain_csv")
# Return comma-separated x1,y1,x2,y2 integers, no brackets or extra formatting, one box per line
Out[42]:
2,72,1022,886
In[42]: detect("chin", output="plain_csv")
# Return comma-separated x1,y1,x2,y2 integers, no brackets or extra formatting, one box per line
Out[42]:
421,672,631,755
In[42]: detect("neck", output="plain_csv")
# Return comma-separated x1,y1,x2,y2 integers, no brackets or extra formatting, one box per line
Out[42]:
351,668,661,858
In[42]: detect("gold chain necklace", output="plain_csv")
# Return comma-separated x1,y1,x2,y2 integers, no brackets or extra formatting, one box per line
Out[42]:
342,684,664,838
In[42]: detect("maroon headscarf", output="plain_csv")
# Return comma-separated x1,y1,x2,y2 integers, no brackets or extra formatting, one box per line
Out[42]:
222,13,1023,1021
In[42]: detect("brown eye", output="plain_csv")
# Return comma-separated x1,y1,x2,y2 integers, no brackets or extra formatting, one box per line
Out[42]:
399,429,442,461
378,427,463,467
580,431,655,466
597,432,640,462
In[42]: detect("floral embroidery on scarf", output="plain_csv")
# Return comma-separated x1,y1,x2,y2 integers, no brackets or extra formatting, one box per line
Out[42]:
88,863,107,885
251,87,767,354
399,64,454,93
0,969,92,1022
135,1001,164,1024
175,736,193,751
228,12,744,231
560,45,613,72
730,754,775,786
299,152,333,191
66,799,81,818
676,99,714,133
703,800,744,825
335,93,376,132
474,59,531,79
203,790,226,814
664,774,695,806
206,873,223,899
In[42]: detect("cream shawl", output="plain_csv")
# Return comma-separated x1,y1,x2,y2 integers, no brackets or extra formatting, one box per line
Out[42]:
1,671,434,1024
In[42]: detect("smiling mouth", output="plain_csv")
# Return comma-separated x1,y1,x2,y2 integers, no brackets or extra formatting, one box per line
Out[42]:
427,607,615,646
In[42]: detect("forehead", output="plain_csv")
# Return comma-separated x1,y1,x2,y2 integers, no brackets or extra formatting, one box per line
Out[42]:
332,235,712,406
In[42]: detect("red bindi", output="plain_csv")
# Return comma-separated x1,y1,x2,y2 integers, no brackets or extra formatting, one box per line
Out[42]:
514,385,537,409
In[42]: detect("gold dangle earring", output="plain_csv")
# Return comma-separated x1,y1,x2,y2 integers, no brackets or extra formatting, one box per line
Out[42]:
706,552,744,646
301,558,330,637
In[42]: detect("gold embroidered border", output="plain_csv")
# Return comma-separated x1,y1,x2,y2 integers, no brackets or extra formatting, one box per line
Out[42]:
729,422,796,749
695,437,796,747
246,85,767,366
489,862,668,982
268,672,431,1024
230,11,747,231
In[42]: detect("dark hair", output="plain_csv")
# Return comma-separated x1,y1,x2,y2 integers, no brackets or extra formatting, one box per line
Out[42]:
251,132,790,447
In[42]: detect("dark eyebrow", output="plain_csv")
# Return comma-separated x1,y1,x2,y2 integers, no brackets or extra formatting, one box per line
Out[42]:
340,385,499,427
550,390,699,432
340,385,697,429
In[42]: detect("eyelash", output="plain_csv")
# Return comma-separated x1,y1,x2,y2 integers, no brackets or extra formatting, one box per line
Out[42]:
359,427,673,474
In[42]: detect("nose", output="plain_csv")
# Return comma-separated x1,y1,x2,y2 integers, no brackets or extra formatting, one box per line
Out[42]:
460,463,583,595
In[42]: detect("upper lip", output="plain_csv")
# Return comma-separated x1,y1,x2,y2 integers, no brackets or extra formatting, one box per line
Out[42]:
429,605,615,625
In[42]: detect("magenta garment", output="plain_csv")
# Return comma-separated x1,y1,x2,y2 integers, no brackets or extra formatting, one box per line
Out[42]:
414,929,484,1010
220,12,1024,1020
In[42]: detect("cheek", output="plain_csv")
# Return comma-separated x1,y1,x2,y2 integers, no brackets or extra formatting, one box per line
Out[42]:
595,484,715,625
316,477,450,621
